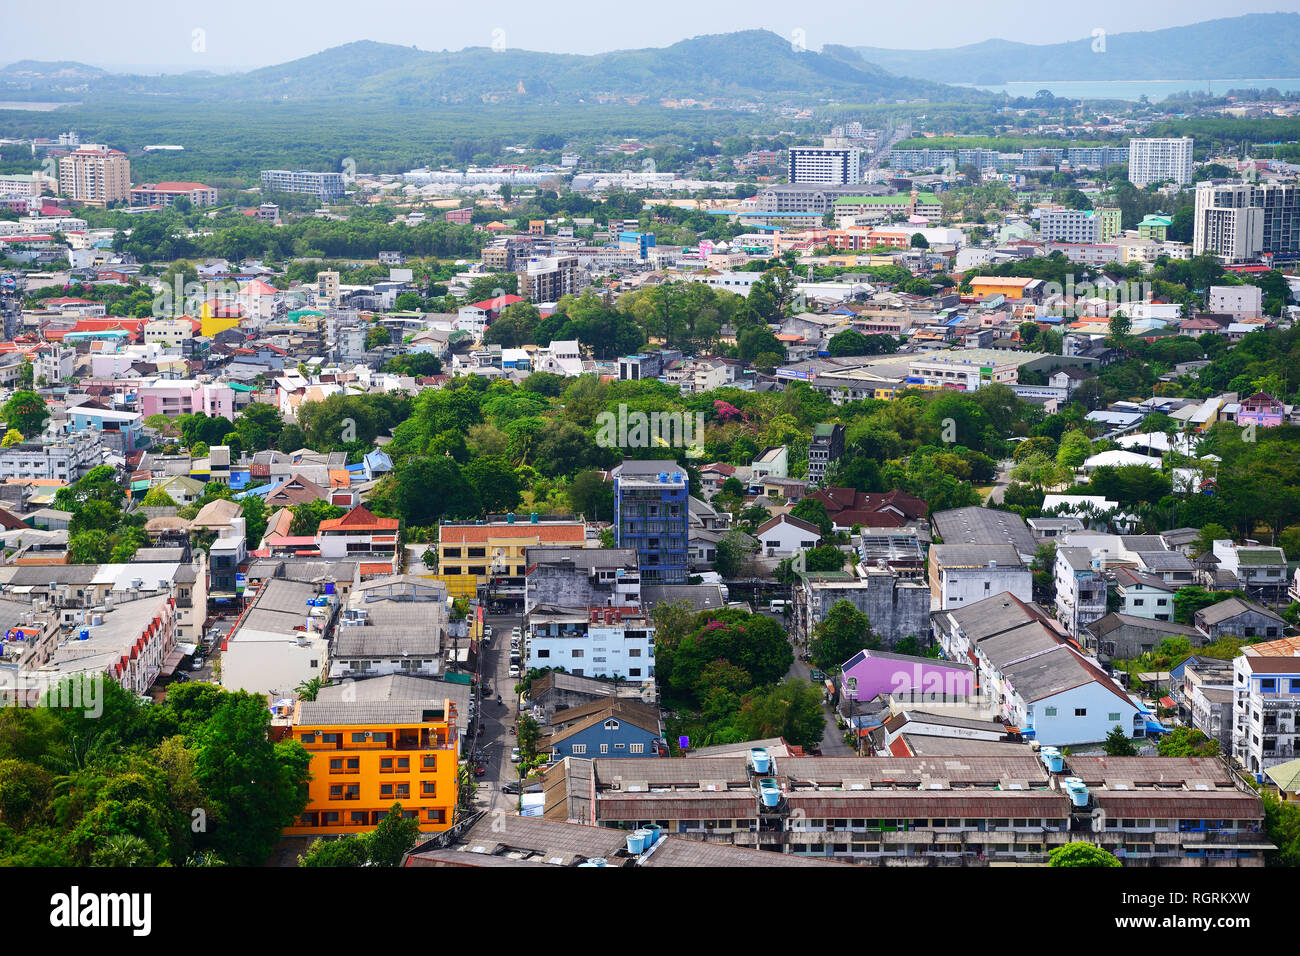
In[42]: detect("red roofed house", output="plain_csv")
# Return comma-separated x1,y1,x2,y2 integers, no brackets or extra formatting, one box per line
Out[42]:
129,182,218,208
808,487,928,530
238,278,284,322
457,293,525,337
317,505,400,572
436,518,587,600
755,513,823,557
699,462,738,497
44,316,146,342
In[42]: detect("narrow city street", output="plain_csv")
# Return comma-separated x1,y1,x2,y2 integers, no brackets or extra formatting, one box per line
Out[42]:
770,608,857,757
471,610,525,813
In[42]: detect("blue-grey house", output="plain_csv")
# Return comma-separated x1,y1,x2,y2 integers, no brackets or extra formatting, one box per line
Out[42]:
363,449,394,482
545,699,664,760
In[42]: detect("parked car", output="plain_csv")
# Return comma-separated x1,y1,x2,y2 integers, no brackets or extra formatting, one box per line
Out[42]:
508,664,520,678
510,747,521,763
809,669,826,682
190,657,206,671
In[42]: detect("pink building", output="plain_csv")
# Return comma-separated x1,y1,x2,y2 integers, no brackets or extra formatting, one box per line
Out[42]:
1236,391,1285,429
137,380,235,419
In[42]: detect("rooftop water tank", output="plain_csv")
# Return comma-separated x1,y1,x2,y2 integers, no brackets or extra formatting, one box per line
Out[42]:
749,748,772,774
1039,746,1063,773
643,824,662,847
1063,777,1090,808
626,829,649,854
759,778,781,808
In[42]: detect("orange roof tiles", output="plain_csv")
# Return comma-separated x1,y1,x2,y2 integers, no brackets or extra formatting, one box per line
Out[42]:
440,522,585,545
317,505,399,534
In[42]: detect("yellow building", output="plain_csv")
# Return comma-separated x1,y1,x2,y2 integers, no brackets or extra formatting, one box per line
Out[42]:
968,276,1035,300
283,690,461,835
432,517,587,602
199,299,242,338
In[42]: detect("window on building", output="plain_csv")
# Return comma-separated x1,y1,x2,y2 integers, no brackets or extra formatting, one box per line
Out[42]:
571,744,587,754
600,744,609,754
1075,708,1087,717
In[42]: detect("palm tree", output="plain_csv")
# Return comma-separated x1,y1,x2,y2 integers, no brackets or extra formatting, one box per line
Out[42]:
296,677,325,701
92,834,153,867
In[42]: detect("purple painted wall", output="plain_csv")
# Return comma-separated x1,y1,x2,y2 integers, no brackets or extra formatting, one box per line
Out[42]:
839,649,974,702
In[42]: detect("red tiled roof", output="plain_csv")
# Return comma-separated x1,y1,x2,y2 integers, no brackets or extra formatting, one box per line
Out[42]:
318,505,399,534
440,522,584,545
809,487,928,522
360,562,396,576
466,294,524,312
136,181,213,192
755,514,822,537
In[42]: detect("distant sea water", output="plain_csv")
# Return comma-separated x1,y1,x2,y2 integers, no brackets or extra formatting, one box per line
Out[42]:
0,101,76,111
957,78,1300,101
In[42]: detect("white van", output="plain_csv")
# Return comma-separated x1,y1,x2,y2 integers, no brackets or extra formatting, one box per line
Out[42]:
769,600,789,612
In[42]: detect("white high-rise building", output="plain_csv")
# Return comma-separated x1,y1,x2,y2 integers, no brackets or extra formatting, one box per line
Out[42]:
1128,137,1193,187
1193,181,1300,263
1039,208,1101,244
787,147,862,185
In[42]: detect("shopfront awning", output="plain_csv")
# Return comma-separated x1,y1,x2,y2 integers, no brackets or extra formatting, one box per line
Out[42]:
160,650,186,677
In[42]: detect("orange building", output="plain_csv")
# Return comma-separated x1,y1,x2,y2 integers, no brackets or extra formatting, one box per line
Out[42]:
967,276,1036,300
283,690,461,835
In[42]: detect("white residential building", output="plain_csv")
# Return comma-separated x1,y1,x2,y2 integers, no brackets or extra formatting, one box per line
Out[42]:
1053,546,1107,637
220,578,334,696
755,514,822,557
928,544,1031,610
935,593,1145,747
1232,637,1300,774
1039,208,1100,244
1208,284,1263,321
526,606,656,681
1128,137,1193,188
787,147,862,185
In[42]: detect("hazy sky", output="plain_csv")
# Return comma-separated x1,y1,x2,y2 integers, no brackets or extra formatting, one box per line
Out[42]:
4,0,1300,71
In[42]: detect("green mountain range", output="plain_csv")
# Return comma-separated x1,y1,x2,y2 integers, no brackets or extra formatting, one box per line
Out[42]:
854,13,1300,86
0,31,984,106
